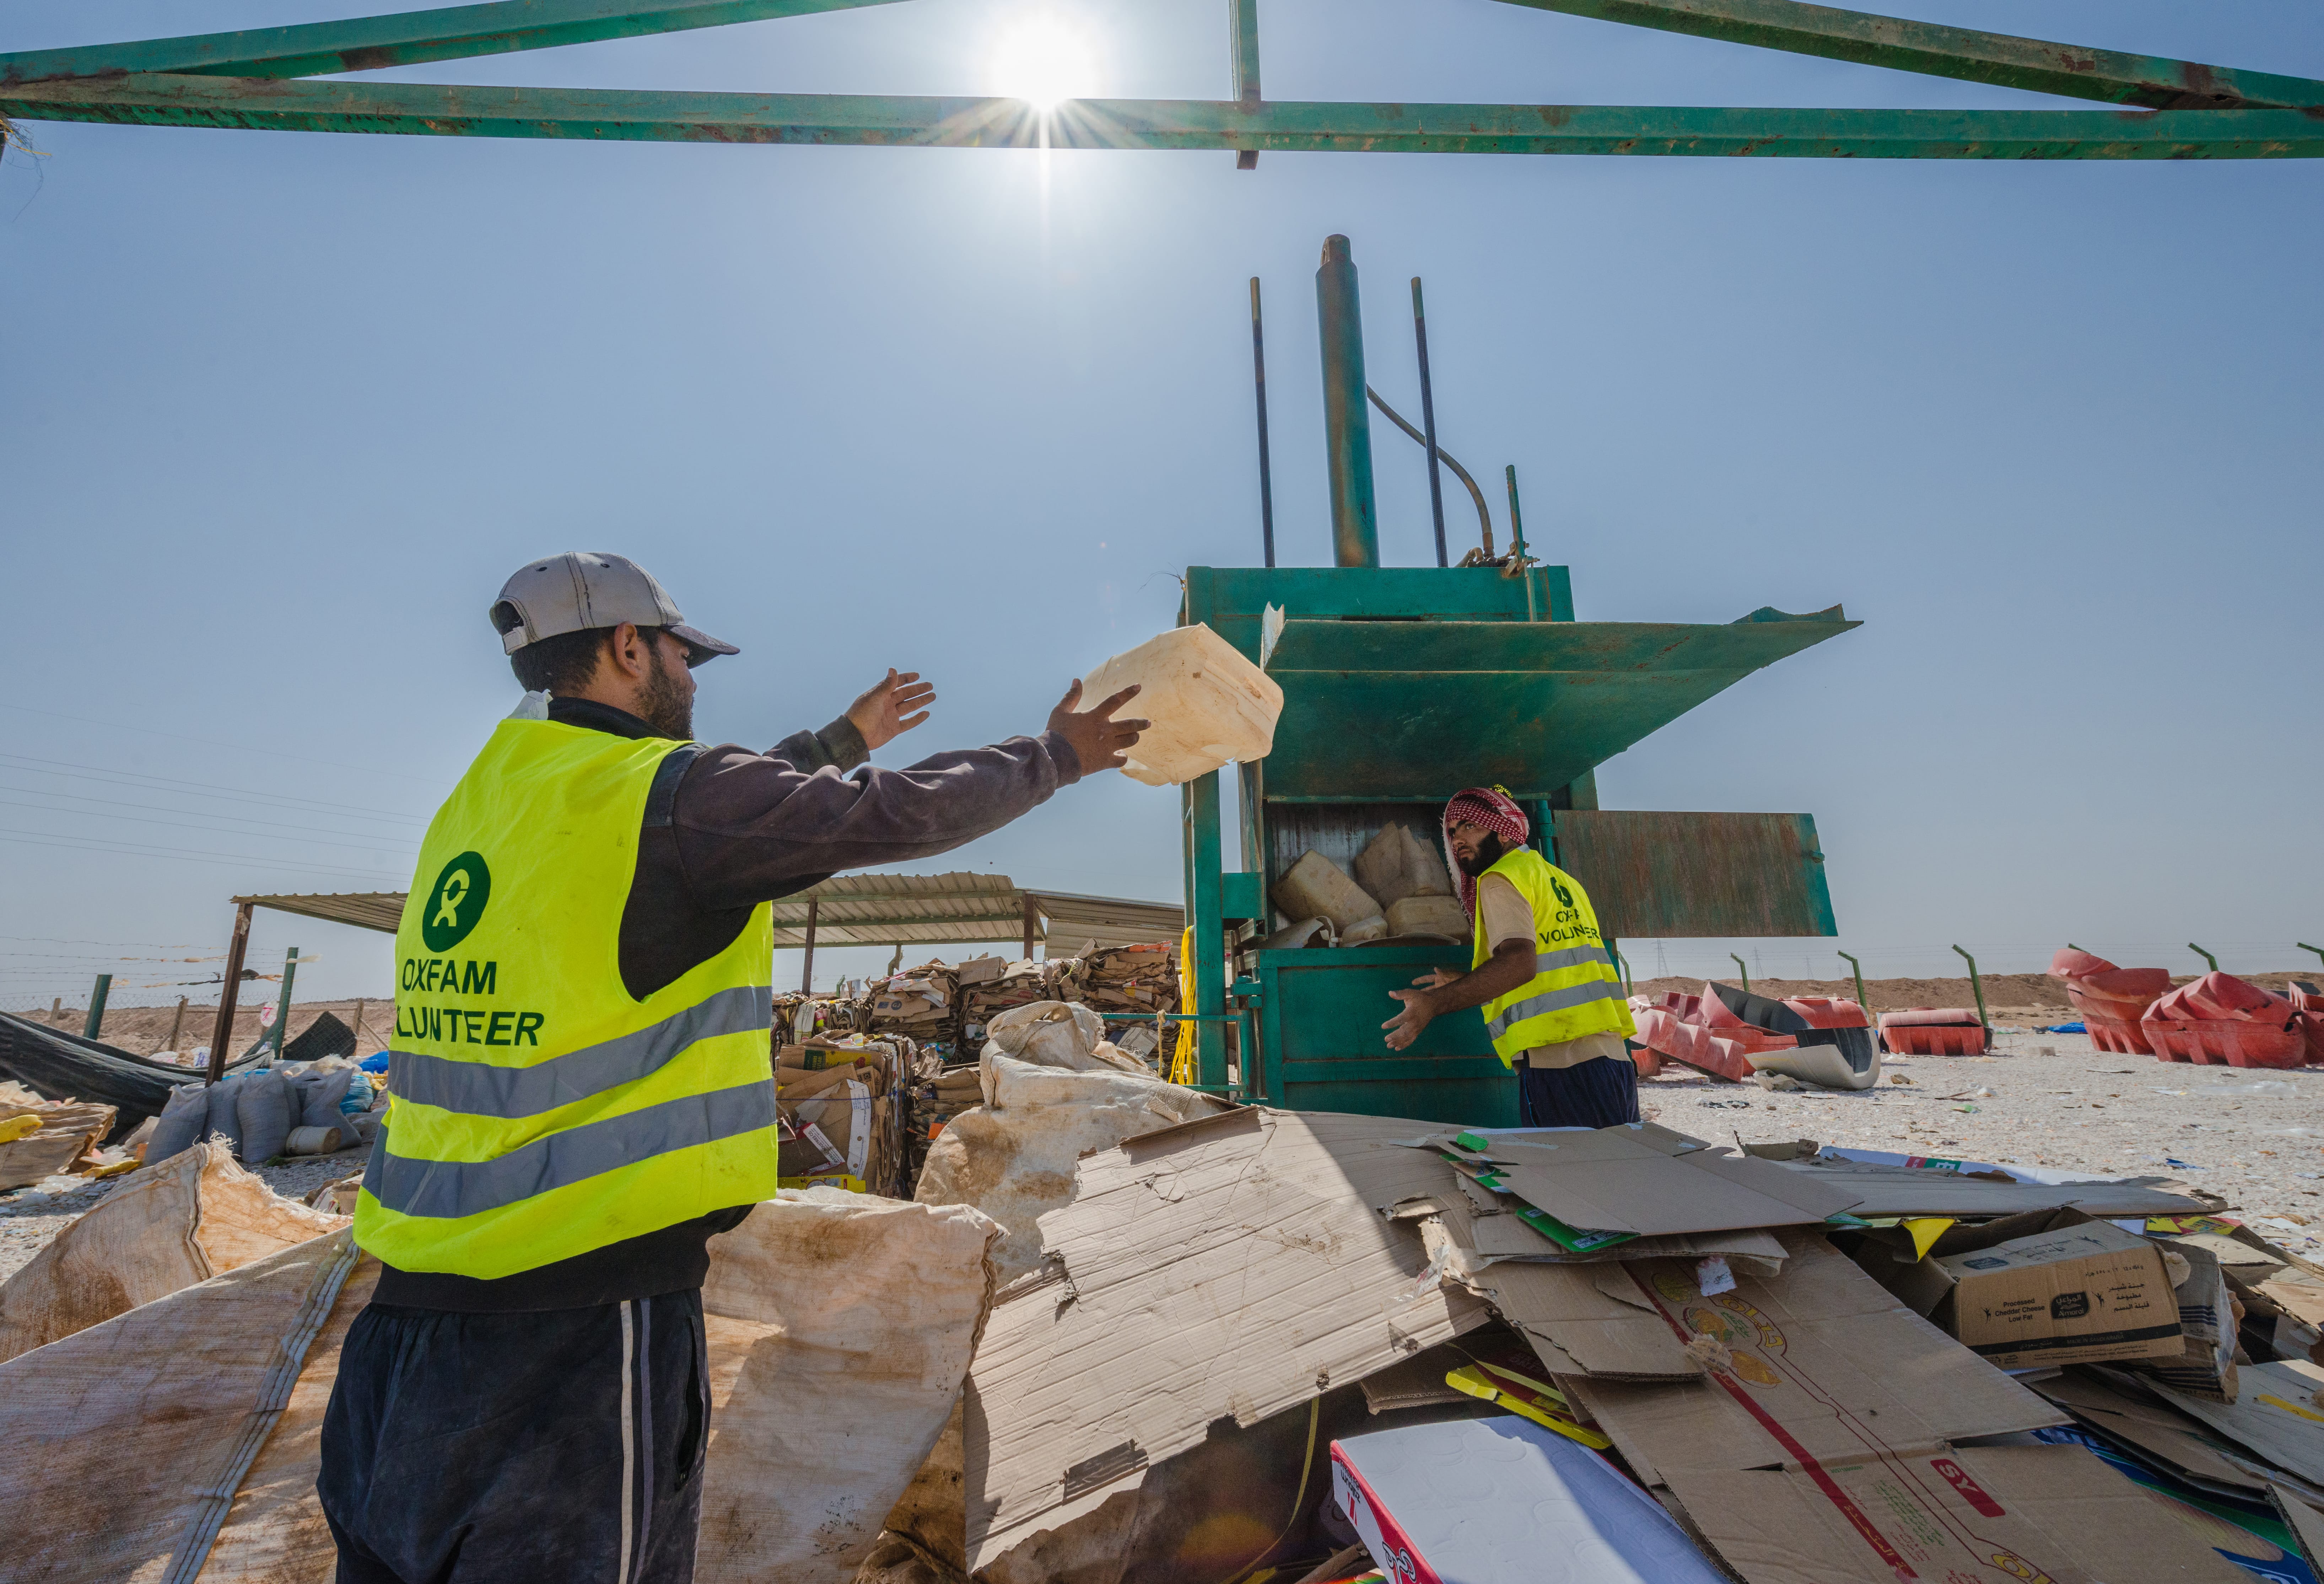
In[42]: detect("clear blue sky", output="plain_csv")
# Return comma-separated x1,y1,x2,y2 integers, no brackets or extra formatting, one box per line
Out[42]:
5,0,2320,1014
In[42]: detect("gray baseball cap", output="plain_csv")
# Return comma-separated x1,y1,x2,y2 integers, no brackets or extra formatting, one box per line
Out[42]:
489,552,739,664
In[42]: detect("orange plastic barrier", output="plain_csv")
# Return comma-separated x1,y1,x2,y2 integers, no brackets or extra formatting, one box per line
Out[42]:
1779,995,1871,1030
1878,1008,1987,1057
2045,947,2168,1056
2143,972,2307,1068
1626,993,1786,1082
2290,983,2324,1065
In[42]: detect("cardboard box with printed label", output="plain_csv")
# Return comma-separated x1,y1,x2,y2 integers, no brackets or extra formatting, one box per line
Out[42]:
1869,1209,2182,1370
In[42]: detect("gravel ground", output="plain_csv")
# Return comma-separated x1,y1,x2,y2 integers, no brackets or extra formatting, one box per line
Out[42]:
0,1145,367,1283
1641,1026,2324,1261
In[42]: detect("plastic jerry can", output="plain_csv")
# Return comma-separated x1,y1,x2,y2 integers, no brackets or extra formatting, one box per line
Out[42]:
1079,623,1284,788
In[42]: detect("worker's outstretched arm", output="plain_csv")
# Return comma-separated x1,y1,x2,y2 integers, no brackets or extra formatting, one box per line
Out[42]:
672,680,1144,910
1382,939,1537,1051
757,668,937,773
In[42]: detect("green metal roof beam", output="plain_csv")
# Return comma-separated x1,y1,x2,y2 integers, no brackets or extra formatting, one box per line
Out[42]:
7,75,2322,158
0,0,906,87
1495,0,2324,111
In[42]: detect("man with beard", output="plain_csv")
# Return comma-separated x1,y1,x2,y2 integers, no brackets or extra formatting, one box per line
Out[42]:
321,552,1146,1584
1380,786,1638,1129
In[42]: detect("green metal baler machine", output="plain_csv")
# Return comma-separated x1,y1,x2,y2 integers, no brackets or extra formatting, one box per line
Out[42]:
1176,238,1857,1126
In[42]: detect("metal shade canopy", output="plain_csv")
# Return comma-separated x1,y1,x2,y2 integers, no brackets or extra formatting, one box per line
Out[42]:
768,872,1182,953
229,877,1180,952
232,892,409,935
4,0,2320,161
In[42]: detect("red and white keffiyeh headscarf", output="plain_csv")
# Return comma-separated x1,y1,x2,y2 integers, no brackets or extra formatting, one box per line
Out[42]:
1442,785,1530,911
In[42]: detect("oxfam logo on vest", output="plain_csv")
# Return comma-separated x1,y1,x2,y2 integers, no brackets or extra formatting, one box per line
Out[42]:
420,852,493,952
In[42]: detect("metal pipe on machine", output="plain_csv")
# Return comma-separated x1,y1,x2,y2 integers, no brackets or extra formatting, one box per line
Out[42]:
1314,235,1379,568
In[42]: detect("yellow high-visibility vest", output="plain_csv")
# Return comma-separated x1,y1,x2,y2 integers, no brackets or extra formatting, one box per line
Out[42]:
1470,847,1635,1066
354,718,778,1279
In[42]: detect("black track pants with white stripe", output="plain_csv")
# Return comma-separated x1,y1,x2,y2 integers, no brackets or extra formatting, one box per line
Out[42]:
318,1290,710,1584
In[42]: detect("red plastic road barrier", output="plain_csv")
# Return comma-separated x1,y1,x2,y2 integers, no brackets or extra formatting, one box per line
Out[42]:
2140,973,2305,1065
1781,996,1871,1030
1627,1004,1772,1082
2144,1018,2306,1068
1879,1009,1987,1057
2058,963,2172,1057
2048,947,2117,980
2289,985,2324,1065
2154,971,2286,1024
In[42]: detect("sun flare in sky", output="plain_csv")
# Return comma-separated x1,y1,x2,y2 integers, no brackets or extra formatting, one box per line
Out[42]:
989,11,1100,110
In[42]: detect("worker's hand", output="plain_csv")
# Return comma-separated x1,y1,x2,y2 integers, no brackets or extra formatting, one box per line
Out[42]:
1413,967,1461,991
1046,679,1149,774
848,669,936,751
1382,986,1439,1051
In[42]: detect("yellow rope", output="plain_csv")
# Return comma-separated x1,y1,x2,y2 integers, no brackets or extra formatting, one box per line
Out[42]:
1219,1395,1323,1584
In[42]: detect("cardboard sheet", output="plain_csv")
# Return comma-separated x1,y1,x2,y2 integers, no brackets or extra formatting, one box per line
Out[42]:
1776,1158,2206,1219
1429,1128,1859,1238
1529,1233,2246,1584
2031,1368,2263,1496
2158,1360,2324,1488
1451,1247,1706,1381
2271,1484,2324,1577
1662,1442,2247,1584
1461,1209,1790,1269
960,1108,1492,1569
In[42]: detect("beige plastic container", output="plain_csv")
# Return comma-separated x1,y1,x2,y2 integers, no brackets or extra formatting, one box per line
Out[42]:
1080,624,1283,788
1271,851,1380,935
1385,896,1470,941
1354,822,1454,908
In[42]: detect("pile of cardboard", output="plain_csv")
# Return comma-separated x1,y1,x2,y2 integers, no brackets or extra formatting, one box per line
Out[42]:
869,962,961,1059
913,1110,2318,1584
1058,942,1180,1070
775,1036,907,1197
0,1080,123,1189
959,956,1052,1046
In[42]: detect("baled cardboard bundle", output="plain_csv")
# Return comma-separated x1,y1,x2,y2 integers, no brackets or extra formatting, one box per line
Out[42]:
963,960,1053,1043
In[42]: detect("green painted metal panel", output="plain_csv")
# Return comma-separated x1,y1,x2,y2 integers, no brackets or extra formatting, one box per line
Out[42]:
9,77,2319,160
1553,810,1837,938
1258,945,1519,1127
1186,565,1558,663
1182,770,1227,1088
0,0,908,86
1496,0,2324,112
1219,871,1265,920
1263,611,1855,674
1257,614,1855,800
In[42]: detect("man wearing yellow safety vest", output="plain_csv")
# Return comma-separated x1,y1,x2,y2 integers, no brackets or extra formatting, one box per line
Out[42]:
1381,786,1640,1129
318,552,1146,1584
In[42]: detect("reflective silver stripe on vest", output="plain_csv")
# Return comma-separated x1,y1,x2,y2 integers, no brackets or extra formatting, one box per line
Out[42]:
1485,973,1625,1040
387,984,771,1119
1534,944,1614,973
362,1079,776,1220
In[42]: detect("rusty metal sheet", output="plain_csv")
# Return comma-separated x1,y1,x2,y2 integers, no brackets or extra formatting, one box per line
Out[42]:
1553,811,1835,939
